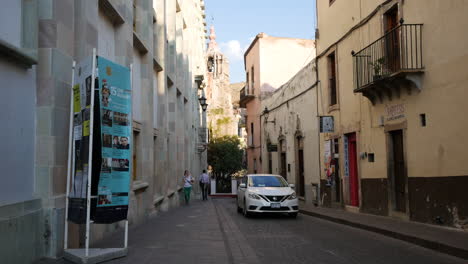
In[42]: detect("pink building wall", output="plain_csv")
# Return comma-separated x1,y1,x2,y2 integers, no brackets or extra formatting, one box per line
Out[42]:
244,33,315,174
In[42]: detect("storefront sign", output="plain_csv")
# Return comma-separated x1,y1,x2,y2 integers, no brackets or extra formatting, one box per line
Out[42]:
320,116,334,133
343,136,349,178
324,140,331,169
386,104,405,121
267,143,278,152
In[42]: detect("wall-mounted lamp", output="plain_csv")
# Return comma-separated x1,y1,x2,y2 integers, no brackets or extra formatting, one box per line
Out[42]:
263,107,276,125
199,95,208,112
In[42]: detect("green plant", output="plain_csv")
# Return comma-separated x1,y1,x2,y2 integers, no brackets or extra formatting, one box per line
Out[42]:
208,135,245,176
369,57,386,76
210,108,224,115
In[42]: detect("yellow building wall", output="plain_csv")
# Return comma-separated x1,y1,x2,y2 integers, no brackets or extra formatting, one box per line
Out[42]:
317,0,468,224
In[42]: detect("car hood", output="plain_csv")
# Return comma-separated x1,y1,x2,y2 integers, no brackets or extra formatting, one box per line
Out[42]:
248,187,293,196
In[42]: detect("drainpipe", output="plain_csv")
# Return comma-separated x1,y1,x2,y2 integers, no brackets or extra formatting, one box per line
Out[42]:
315,59,322,207
314,0,322,207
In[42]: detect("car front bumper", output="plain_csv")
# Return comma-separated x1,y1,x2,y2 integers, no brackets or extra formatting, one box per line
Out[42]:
246,197,299,213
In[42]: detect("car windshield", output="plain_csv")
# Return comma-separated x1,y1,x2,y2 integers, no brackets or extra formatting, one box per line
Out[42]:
248,176,289,187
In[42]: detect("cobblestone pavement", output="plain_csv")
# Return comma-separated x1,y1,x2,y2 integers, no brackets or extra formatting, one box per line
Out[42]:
218,198,465,264
40,198,466,264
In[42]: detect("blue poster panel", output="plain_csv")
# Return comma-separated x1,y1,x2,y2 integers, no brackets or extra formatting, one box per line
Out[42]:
91,56,132,223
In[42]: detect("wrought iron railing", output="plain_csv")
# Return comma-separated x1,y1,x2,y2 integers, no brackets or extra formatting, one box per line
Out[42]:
353,24,423,90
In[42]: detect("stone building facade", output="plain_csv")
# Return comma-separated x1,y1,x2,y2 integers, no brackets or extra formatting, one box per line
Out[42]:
0,0,207,262
316,0,468,228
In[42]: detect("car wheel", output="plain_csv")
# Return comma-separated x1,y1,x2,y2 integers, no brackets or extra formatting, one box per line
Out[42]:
237,199,242,213
243,201,250,218
288,212,298,218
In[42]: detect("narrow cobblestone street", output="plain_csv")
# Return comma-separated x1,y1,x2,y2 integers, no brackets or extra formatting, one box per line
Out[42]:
41,198,465,264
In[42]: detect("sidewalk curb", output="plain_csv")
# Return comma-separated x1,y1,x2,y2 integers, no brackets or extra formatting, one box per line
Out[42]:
299,209,468,260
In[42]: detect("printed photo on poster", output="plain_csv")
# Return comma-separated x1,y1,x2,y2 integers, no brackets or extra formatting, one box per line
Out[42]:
112,136,119,148
112,158,129,171
102,110,113,127
113,111,129,126
98,187,112,205
101,79,110,107
101,157,112,173
112,136,130,149
102,134,112,148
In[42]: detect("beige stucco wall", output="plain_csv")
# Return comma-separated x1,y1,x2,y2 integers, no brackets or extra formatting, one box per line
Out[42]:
259,36,316,94
245,37,262,173
318,0,468,182
261,60,320,203
316,0,468,222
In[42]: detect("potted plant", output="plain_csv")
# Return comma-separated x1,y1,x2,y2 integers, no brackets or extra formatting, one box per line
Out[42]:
369,57,386,81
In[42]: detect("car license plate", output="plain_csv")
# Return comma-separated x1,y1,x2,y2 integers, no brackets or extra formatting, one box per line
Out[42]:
271,203,280,208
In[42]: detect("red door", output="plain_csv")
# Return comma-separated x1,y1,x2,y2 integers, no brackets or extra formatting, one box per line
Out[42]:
348,133,359,207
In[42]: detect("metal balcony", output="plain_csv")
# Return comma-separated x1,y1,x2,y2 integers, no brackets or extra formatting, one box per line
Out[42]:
353,23,424,104
239,85,255,108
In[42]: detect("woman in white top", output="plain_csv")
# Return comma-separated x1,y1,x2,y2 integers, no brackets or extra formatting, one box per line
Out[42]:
183,170,194,204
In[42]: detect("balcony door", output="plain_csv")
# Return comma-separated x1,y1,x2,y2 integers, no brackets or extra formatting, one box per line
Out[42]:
385,6,400,72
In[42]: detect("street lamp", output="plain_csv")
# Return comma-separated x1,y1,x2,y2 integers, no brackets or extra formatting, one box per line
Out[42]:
263,107,275,125
199,95,208,112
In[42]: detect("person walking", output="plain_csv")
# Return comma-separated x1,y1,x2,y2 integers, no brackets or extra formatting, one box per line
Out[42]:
199,170,210,201
182,170,194,204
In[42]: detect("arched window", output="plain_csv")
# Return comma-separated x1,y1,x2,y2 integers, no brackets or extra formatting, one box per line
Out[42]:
207,57,214,72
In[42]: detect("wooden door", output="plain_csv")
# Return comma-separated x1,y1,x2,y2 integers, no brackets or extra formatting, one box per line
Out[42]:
298,149,305,197
348,133,359,207
391,130,406,212
281,153,287,180
385,7,400,72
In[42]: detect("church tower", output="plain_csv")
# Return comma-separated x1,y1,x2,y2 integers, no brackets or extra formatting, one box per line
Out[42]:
205,25,238,138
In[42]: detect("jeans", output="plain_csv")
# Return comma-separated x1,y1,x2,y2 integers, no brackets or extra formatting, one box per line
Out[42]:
184,187,192,204
200,183,209,200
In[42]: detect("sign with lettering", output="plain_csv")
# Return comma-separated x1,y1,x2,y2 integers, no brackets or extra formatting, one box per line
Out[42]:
93,56,132,224
267,143,278,152
386,104,405,121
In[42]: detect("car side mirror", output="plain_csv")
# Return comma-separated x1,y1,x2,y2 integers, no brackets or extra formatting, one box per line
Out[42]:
289,184,295,189
239,183,246,188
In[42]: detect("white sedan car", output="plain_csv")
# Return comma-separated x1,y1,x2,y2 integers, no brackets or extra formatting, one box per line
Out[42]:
237,174,299,218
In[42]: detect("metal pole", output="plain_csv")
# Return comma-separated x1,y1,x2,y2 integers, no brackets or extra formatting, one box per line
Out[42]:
124,63,133,250
124,220,129,248
85,49,97,257
64,61,76,250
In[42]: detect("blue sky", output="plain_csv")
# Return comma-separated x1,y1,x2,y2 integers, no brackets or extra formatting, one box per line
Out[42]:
204,0,316,83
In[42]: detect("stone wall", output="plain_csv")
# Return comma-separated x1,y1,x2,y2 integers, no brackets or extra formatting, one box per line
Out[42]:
0,0,208,262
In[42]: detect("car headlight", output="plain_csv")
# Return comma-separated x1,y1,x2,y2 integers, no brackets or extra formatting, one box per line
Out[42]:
248,193,261,200
288,192,297,200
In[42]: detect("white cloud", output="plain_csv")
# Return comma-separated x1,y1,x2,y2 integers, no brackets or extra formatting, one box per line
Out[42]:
220,40,246,62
